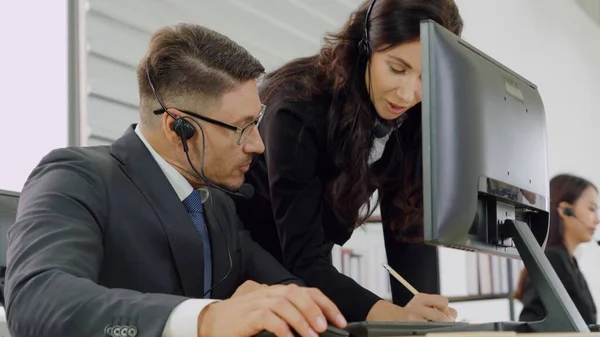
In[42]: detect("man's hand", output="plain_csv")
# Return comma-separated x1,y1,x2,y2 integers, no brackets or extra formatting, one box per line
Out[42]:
198,284,347,337
232,280,268,298
367,294,458,322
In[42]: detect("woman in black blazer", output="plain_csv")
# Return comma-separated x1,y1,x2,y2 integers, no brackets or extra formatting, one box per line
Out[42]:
515,174,599,324
235,0,464,323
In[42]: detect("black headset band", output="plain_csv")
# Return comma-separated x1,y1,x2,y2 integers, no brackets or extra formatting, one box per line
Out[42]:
363,0,376,43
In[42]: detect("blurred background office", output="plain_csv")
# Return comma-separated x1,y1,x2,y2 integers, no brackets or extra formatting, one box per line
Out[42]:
0,0,599,324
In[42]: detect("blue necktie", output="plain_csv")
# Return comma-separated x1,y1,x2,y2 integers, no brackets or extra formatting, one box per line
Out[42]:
183,190,212,298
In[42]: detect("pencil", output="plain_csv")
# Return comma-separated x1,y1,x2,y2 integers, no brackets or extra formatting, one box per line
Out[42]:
382,263,419,295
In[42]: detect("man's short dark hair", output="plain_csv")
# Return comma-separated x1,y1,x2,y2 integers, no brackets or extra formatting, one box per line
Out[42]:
137,23,265,115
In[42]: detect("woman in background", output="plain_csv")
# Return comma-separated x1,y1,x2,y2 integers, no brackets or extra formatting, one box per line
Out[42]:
235,0,463,323
515,173,599,324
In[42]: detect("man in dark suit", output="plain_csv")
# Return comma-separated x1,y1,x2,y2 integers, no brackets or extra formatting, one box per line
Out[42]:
5,23,347,337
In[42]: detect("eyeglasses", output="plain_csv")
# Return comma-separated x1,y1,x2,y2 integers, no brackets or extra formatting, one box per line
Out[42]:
153,104,266,145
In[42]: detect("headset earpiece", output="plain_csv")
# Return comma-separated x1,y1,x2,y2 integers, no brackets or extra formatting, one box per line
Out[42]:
358,38,371,62
174,118,195,141
145,61,196,146
172,117,195,152
358,0,376,64
563,207,575,217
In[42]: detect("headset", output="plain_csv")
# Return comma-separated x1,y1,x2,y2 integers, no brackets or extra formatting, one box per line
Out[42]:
357,0,377,64
358,0,407,139
563,207,587,226
144,62,254,199
145,62,254,297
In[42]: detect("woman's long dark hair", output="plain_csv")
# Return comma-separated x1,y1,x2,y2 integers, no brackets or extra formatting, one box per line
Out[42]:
260,0,463,235
513,174,597,301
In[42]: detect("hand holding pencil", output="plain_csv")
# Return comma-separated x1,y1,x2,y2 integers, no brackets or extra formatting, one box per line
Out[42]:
380,263,457,322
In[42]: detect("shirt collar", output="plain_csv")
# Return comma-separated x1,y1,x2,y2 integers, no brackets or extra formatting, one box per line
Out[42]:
135,124,209,203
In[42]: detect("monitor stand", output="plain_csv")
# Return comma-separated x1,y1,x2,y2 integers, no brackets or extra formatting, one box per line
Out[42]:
502,219,589,333
343,218,590,337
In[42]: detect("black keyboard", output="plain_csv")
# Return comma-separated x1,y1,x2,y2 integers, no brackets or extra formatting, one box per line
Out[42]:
343,320,600,336
255,321,475,337
256,321,599,336
345,321,475,336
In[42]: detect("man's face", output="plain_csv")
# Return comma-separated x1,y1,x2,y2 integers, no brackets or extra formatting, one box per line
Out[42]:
180,80,265,190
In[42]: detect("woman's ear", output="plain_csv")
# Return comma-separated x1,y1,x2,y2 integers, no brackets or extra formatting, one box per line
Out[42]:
557,201,573,217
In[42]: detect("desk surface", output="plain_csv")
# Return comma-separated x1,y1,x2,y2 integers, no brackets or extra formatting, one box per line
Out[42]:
426,333,600,337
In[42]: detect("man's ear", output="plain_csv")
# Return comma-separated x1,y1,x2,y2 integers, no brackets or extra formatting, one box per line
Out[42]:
161,109,184,146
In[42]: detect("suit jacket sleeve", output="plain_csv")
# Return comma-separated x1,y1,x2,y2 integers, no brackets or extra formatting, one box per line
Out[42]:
261,104,381,322
238,221,304,286
5,148,188,337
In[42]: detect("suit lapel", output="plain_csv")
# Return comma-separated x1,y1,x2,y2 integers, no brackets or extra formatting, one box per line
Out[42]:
109,125,205,298
203,201,231,298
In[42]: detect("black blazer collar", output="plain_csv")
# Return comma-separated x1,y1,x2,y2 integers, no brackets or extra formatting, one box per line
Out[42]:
109,124,206,298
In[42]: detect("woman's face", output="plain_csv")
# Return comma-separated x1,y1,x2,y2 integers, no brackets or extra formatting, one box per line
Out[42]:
562,186,600,244
366,39,423,121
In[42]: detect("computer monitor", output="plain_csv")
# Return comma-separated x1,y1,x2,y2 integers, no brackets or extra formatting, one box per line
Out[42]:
420,20,588,333
0,189,19,306
421,28,549,258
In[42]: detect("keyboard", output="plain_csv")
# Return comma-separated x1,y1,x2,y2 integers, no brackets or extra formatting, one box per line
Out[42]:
254,321,478,337
256,321,599,336
345,321,477,336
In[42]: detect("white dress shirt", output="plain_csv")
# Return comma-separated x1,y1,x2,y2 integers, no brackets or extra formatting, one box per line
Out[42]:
368,115,407,165
368,132,391,165
134,125,217,337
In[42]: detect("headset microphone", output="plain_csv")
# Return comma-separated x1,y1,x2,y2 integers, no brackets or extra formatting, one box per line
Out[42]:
373,123,390,138
372,113,408,138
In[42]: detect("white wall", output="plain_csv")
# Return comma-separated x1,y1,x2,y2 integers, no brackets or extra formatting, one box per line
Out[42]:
440,0,600,322
455,0,600,186
0,0,69,192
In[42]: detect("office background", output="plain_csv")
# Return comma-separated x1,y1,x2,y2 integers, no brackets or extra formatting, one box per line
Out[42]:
0,0,599,323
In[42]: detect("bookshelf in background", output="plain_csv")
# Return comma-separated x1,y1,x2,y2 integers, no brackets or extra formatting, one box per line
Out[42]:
331,221,392,301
